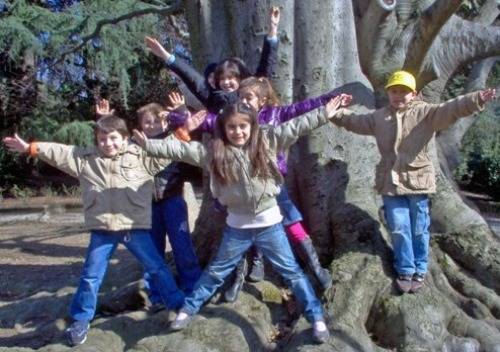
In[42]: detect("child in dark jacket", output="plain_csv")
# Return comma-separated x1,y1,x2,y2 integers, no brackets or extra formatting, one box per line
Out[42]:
144,6,280,113
135,101,202,308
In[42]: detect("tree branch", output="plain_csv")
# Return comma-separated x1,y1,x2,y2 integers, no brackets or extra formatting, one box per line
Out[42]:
417,16,500,89
473,0,500,24
49,1,182,68
358,0,396,78
403,0,463,74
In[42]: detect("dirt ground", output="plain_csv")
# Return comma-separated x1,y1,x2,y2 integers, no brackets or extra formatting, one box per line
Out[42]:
0,192,498,349
0,210,146,348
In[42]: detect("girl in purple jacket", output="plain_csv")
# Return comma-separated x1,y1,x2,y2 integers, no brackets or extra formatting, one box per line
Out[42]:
177,77,339,301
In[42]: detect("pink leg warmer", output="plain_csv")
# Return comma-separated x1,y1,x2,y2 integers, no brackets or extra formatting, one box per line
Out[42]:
285,222,308,243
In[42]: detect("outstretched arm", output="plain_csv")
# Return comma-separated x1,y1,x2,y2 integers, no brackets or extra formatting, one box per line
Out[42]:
267,95,348,151
265,89,342,124
3,134,82,177
428,88,496,131
145,36,211,105
255,6,280,77
133,129,207,168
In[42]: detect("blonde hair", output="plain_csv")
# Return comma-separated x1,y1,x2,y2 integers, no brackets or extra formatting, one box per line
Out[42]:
239,77,280,107
136,103,165,125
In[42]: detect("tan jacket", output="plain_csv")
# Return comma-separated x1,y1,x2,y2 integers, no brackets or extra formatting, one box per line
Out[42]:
145,107,330,215
331,92,484,195
31,142,170,231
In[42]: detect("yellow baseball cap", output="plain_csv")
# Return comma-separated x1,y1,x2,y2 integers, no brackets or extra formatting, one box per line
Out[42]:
385,70,416,92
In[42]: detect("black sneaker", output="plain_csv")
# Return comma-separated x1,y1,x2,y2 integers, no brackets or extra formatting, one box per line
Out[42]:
410,273,425,293
65,320,89,346
248,258,265,282
170,312,193,331
147,302,166,314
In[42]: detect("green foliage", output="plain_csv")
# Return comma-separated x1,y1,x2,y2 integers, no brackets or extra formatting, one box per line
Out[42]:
53,120,95,147
456,104,500,200
9,184,37,198
1,0,184,194
458,0,488,19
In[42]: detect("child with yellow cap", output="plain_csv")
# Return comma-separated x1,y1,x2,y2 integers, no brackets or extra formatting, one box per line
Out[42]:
331,70,496,293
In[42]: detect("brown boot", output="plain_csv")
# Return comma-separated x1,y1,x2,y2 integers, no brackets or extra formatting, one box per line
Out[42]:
410,273,425,293
396,274,413,293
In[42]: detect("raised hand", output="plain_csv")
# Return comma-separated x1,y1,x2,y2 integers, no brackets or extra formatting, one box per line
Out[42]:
325,95,344,118
145,36,171,61
185,110,207,132
269,6,280,37
95,98,114,116
3,134,30,153
479,88,496,103
339,94,353,107
166,91,186,111
132,129,148,148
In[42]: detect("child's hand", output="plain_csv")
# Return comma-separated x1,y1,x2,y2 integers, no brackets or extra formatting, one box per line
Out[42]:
325,95,344,118
145,36,171,61
339,94,353,107
95,98,114,117
185,110,207,132
132,129,148,148
166,91,186,111
269,6,280,37
479,88,496,103
3,134,30,153
158,111,170,129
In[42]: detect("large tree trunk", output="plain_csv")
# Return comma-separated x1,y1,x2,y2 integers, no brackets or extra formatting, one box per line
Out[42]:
184,0,500,350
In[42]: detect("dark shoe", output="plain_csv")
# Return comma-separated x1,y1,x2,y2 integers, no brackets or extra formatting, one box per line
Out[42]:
293,237,332,290
248,249,265,282
224,257,248,302
147,302,165,314
65,320,89,346
312,320,330,344
396,275,413,293
170,312,193,331
410,273,425,293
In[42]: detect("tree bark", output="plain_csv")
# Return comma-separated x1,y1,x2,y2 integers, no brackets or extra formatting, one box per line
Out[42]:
185,1,500,350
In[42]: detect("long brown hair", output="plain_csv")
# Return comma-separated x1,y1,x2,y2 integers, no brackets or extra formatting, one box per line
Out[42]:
211,103,282,185
239,77,280,107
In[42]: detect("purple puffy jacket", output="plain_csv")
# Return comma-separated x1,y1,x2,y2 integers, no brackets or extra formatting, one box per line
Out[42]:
202,90,337,174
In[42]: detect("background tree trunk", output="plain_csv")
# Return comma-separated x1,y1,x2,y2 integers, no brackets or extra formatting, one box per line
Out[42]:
184,0,500,350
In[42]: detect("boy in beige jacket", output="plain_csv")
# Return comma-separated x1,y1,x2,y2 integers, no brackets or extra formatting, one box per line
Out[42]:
331,70,496,293
3,115,185,346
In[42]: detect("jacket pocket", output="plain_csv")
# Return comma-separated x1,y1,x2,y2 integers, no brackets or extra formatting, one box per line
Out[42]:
120,154,150,182
403,161,434,190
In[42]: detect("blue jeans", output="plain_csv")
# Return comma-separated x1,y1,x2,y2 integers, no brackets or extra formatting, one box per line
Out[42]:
70,230,185,322
276,186,303,226
382,195,431,276
182,223,324,323
144,196,202,302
